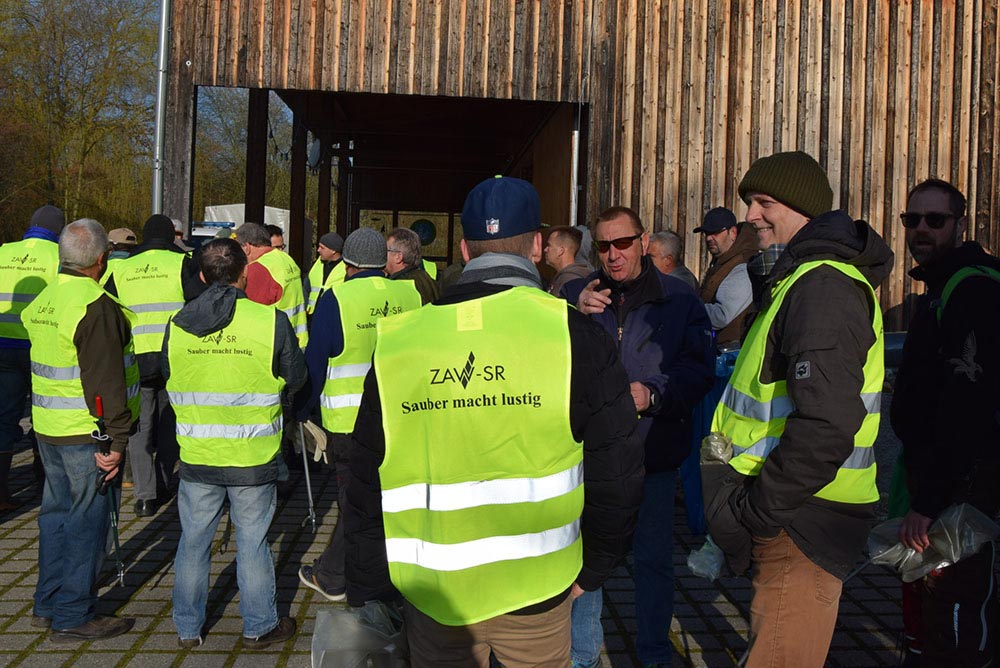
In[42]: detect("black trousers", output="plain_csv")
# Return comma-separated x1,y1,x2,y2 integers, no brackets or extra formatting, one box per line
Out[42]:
312,433,351,594
920,541,998,668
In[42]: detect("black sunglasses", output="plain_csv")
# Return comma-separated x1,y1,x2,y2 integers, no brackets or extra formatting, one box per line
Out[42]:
899,212,956,230
594,233,642,253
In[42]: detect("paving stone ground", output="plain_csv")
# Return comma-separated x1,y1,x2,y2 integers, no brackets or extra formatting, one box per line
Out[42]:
0,403,907,668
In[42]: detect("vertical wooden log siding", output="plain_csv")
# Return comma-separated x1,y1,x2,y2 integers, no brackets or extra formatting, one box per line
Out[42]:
171,0,1000,324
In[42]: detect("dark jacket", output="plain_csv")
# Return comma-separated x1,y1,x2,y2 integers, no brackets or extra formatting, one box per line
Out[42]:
105,238,206,386
295,269,385,422
162,283,306,486
708,210,894,579
891,241,1000,519
562,258,715,473
344,280,645,611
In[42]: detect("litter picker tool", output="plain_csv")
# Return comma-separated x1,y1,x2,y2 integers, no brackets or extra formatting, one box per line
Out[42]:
299,421,317,532
92,395,125,586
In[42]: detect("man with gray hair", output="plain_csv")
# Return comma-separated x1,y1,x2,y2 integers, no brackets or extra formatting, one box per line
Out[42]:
23,219,139,642
385,227,439,304
647,230,699,291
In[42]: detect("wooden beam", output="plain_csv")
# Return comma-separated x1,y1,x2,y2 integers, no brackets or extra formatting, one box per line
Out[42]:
163,0,198,225
336,145,350,239
245,88,268,226
976,0,996,250
317,139,332,246
289,111,307,269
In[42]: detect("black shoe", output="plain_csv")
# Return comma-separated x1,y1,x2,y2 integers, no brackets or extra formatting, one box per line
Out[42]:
50,615,134,643
242,617,296,649
298,564,346,602
31,615,51,629
134,499,158,517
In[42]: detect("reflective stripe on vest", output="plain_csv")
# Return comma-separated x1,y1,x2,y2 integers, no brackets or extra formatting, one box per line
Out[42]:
319,277,421,433
22,274,140,438
114,250,187,355
0,238,60,341
165,299,284,467
711,260,883,504
256,250,309,348
307,258,347,314
386,519,581,572
374,287,582,626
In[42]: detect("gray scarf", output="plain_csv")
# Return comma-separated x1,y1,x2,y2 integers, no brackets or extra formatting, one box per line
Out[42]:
457,252,543,289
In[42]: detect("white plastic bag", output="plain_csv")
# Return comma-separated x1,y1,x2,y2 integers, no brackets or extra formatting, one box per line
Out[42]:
687,536,726,580
312,601,408,668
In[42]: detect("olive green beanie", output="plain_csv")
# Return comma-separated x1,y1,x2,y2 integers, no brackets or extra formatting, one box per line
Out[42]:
737,151,833,219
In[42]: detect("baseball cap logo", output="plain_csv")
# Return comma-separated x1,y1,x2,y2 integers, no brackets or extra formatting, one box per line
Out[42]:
486,218,500,235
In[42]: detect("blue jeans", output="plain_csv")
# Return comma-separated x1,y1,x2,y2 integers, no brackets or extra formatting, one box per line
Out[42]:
570,587,604,668
33,441,110,629
634,470,677,665
172,479,278,639
0,348,30,453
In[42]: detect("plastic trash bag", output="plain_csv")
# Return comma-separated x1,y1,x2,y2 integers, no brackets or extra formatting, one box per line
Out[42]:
687,535,726,580
312,601,409,668
701,432,734,465
868,503,1000,583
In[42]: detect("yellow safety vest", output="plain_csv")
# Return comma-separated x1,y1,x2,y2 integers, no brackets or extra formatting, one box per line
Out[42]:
711,260,883,504
23,274,140,438
256,249,308,348
0,238,60,342
306,258,346,314
166,299,285,467
320,277,421,433
113,250,186,354
375,287,582,626
422,258,438,280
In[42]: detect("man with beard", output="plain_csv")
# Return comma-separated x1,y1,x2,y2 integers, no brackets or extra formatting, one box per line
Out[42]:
890,178,1000,668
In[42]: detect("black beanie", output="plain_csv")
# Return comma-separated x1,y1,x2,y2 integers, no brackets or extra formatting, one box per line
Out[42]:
143,214,176,242
738,151,833,219
30,205,65,235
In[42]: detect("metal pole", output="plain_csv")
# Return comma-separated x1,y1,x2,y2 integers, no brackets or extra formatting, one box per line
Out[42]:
299,422,318,532
151,0,171,214
569,128,580,226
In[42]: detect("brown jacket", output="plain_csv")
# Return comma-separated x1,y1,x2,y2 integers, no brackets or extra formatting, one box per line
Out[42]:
699,224,758,345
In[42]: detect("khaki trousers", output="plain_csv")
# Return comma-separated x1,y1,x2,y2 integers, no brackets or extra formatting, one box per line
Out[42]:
746,530,843,668
404,595,573,668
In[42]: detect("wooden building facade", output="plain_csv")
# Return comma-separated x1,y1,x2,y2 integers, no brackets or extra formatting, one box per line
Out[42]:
165,0,1000,326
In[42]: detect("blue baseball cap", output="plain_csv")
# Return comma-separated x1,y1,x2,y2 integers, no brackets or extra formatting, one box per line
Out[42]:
693,207,738,234
461,176,541,241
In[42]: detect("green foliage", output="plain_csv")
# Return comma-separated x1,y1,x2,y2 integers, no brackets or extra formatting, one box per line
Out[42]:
0,0,158,241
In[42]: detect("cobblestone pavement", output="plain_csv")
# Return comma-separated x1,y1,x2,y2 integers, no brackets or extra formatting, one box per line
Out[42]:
0,404,906,668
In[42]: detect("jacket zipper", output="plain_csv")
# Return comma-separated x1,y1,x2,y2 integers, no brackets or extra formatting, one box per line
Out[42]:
616,293,625,344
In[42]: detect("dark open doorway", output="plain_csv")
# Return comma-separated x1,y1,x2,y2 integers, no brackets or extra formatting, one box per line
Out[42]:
271,90,588,269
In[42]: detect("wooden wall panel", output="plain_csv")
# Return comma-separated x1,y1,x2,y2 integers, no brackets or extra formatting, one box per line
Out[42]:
169,0,1000,326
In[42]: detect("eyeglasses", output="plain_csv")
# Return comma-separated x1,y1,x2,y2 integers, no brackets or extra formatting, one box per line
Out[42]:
593,233,642,253
274,244,286,250
900,212,956,230
387,247,403,254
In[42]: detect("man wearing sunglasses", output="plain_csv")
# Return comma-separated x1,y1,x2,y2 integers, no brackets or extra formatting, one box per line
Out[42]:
704,151,893,668
890,179,1000,668
563,207,714,668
